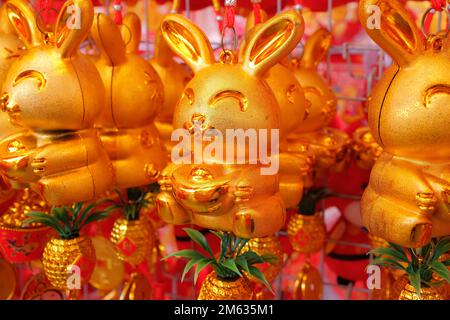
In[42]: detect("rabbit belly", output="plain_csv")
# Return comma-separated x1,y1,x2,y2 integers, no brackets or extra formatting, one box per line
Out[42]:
362,152,450,247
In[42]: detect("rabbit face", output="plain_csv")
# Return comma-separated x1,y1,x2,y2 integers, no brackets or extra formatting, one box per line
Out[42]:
291,29,337,133
360,0,450,161
0,0,104,132
91,13,163,129
162,12,304,146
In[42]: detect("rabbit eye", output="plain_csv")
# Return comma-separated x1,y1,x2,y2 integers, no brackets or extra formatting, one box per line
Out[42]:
209,90,248,112
13,70,46,91
423,85,450,108
304,86,324,97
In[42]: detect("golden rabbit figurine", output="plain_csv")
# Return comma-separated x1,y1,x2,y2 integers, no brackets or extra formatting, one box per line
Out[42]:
359,0,450,247
287,28,351,179
150,24,192,152
240,9,312,208
0,0,113,205
91,12,167,189
155,12,304,238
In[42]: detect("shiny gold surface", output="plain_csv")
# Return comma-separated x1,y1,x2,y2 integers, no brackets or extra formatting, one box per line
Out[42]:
352,127,382,170
359,0,450,247
198,272,254,300
244,235,283,283
150,22,192,152
156,12,307,238
91,13,166,189
241,11,307,208
396,276,446,300
293,261,322,300
287,28,350,176
42,236,96,290
0,0,113,205
110,216,154,266
288,212,326,254
120,272,152,300
89,236,125,292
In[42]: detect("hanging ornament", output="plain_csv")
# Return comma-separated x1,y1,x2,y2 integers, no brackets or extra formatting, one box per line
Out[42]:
198,272,254,300
243,234,284,284
22,202,109,296
109,188,155,266
21,272,65,300
0,188,51,263
359,0,450,247
240,8,312,209
293,260,322,300
90,12,167,189
120,272,152,300
89,236,125,292
0,0,113,206
156,10,304,238
287,28,351,180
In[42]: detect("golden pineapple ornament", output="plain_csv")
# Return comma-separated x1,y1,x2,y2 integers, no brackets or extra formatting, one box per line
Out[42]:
109,188,155,266
244,235,283,283
156,11,304,238
359,0,450,247
165,229,276,300
369,237,450,300
22,202,110,293
287,28,351,179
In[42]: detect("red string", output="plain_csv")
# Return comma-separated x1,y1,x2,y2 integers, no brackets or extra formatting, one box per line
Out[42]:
252,1,262,25
225,1,236,29
215,9,224,32
431,0,445,11
113,0,123,25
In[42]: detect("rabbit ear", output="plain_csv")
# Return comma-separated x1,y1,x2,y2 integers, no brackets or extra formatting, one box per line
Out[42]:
359,0,423,67
241,10,304,78
300,28,332,69
5,0,40,48
90,13,126,65
54,0,94,58
153,24,175,66
122,12,141,54
160,14,214,73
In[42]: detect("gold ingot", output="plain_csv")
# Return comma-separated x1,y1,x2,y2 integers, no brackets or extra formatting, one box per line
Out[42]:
0,0,113,206
243,235,283,283
287,28,351,177
42,236,96,290
288,212,326,254
110,215,154,266
155,11,305,238
359,0,450,247
150,23,192,152
293,261,322,300
90,13,167,189
198,272,254,300
240,10,308,209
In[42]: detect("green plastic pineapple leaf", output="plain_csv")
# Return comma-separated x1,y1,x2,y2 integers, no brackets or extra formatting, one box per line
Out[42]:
163,228,276,293
369,236,450,297
22,201,110,240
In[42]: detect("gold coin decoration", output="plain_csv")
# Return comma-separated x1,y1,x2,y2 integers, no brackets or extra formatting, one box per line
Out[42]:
89,236,125,292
